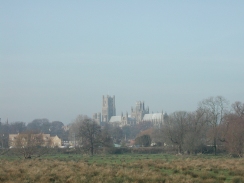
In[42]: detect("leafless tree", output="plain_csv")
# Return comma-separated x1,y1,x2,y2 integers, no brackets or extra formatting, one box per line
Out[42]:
198,96,228,155
163,111,189,154
150,128,165,146
11,131,51,159
182,109,208,154
219,101,244,157
69,115,89,143
232,101,244,119
101,123,123,144
79,119,103,156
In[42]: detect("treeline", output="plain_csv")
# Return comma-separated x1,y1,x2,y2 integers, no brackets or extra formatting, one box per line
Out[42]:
0,119,69,148
152,96,244,157
68,115,155,155
68,96,244,157
1,96,244,157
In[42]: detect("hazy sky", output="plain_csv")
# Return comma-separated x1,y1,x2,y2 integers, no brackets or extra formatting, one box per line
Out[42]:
1,1,244,124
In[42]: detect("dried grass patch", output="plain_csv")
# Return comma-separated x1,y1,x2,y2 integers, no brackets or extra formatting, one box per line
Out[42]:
0,155,243,182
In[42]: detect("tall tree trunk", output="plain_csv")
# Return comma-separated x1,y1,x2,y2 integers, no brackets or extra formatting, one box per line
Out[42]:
213,137,217,155
178,145,182,154
91,145,93,156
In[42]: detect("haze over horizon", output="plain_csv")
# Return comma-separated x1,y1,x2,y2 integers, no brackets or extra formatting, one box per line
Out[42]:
1,1,244,124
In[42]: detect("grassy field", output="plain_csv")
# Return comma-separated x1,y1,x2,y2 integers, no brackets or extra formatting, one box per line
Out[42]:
0,154,244,183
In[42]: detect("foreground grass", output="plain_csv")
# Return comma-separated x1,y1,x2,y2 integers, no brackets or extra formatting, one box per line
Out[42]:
0,154,244,183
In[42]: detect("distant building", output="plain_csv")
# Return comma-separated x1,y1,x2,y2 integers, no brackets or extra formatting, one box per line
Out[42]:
142,112,165,128
93,95,116,125
93,112,101,125
93,95,165,128
9,133,62,148
109,104,165,128
109,112,136,127
131,101,149,123
102,95,116,123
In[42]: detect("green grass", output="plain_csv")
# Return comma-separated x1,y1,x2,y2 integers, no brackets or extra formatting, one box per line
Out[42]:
26,153,177,164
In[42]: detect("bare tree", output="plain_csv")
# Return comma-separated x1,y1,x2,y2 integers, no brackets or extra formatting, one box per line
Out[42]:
10,131,51,159
105,125,123,144
69,115,89,145
232,101,244,119
198,96,228,155
130,121,153,139
220,101,244,157
163,111,189,154
79,119,103,156
150,128,165,146
182,109,208,154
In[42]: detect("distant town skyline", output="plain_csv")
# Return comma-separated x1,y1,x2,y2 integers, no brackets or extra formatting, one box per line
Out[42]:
1,1,244,124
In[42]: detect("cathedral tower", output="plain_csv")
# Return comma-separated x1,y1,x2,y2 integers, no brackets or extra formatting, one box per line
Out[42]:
102,95,116,122
131,101,149,123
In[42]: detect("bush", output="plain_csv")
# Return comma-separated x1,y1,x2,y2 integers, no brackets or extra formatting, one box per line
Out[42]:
104,147,131,154
104,147,168,154
135,135,151,147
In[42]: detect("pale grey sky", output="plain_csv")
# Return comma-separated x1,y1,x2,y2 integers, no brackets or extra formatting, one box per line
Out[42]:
1,1,244,124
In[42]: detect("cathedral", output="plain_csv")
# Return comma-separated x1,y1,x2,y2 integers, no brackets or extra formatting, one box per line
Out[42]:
93,95,165,128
